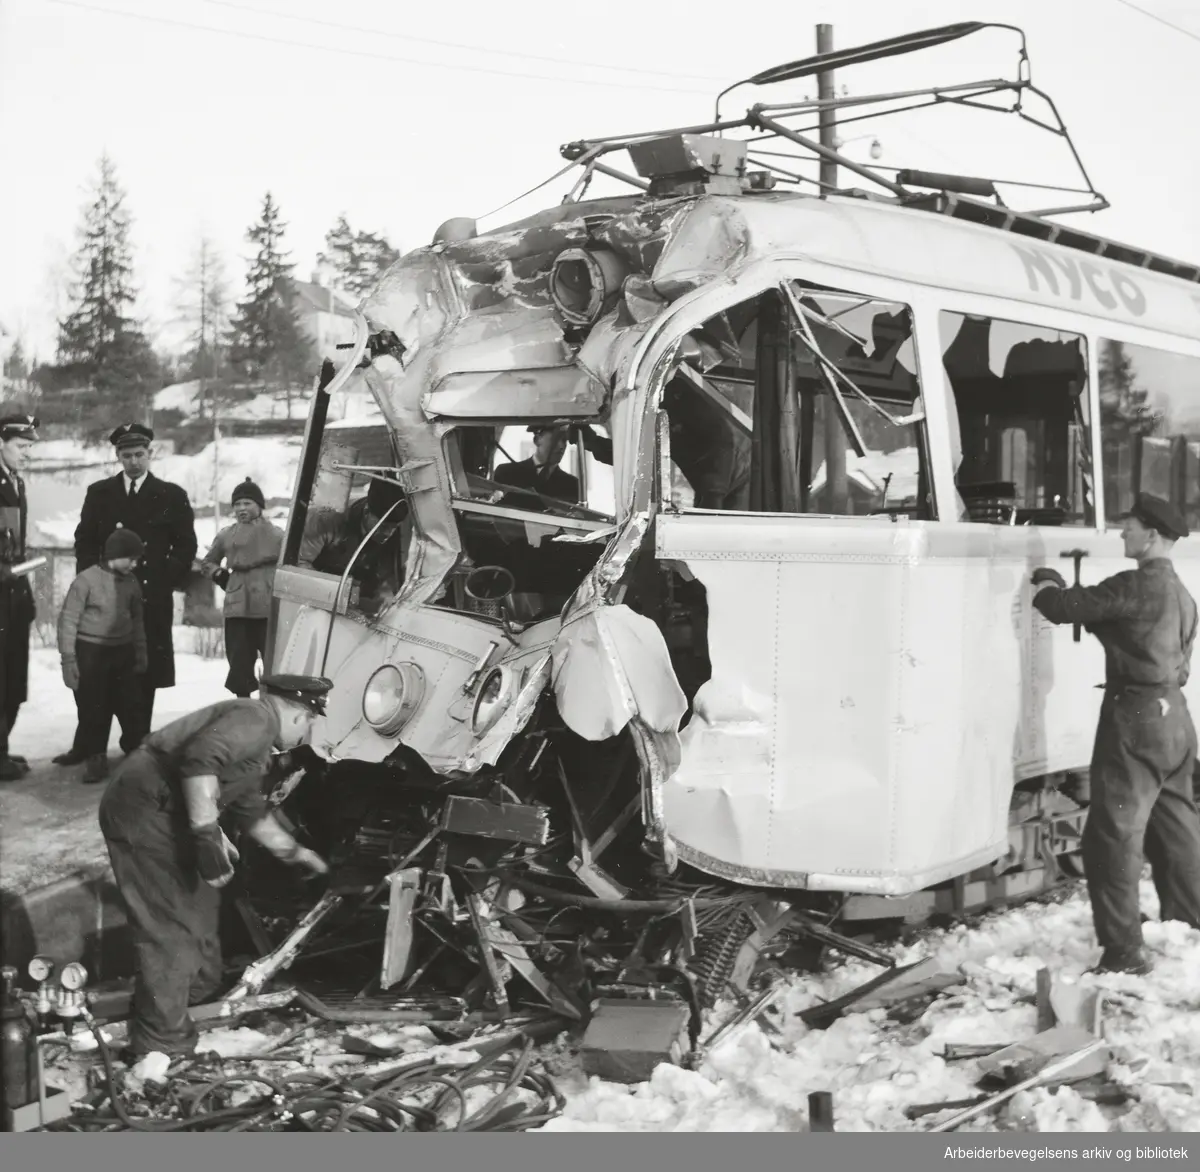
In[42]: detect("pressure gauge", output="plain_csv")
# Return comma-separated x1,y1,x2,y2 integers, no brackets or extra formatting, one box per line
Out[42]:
27,956,54,983
60,962,88,991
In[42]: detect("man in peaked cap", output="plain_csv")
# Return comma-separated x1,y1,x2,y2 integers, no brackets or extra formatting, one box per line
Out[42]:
98,673,332,1061
57,423,197,763
0,414,39,780
1032,492,1200,975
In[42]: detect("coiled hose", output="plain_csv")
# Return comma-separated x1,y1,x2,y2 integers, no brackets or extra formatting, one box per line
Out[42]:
73,1011,563,1132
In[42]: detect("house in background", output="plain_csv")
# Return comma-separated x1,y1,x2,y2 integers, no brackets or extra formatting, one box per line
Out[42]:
288,273,357,360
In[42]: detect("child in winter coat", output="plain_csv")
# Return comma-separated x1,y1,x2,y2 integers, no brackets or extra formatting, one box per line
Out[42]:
201,479,284,697
57,528,148,783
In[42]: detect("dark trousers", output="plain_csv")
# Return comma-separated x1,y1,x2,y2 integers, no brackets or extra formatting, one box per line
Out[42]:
69,659,154,755
99,750,223,1056
0,621,28,759
76,640,139,757
224,618,267,697
1083,688,1200,955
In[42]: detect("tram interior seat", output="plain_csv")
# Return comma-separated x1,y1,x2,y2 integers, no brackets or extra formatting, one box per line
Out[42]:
957,480,1018,525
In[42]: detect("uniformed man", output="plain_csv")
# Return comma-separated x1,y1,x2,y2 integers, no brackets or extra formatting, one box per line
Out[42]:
98,674,332,1061
56,424,197,763
1032,493,1200,975
493,425,580,504
0,414,39,780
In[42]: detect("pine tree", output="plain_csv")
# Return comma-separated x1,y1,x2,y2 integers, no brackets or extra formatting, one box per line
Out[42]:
174,235,231,417
227,193,315,411
317,213,400,298
53,154,159,432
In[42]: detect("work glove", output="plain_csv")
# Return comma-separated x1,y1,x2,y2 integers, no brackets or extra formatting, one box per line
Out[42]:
1031,567,1067,590
276,744,325,776
193,823,240,888
62,658,80,690
211,567,231,590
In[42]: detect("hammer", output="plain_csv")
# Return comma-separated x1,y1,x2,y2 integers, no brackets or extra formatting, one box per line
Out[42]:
1060,549,1089,642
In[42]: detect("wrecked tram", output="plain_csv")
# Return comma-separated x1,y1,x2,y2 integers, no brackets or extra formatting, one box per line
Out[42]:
252,27,1200,1005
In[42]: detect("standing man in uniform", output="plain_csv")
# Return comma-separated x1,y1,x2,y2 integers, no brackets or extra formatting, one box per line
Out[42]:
56,423,197,763
1032,493,1200,975
0,414,39,780
98,674,332,1062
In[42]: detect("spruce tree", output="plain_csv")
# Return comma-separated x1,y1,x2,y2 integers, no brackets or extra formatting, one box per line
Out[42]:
54,153,159,433
317,213,400,298
174,235,231,417
227,193,315,410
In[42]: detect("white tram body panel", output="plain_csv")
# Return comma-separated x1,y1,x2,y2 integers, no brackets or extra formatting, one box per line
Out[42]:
268,186,1200,899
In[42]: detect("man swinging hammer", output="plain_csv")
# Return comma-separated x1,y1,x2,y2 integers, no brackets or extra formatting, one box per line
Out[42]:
1032,493,1200,975
98,674,333,1061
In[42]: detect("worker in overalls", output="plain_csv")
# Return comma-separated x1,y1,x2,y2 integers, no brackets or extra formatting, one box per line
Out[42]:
1032,493,1200,975
98,674,332,1061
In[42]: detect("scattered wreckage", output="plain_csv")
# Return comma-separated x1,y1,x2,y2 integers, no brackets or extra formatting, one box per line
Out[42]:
249,19,1200,1044
17,23,1192,1127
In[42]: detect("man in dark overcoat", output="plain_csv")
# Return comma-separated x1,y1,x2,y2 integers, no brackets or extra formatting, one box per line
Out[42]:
0,414,39,780
56,424,197,760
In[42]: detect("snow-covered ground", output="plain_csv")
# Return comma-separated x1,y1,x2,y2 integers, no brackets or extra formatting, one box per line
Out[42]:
542,884,1200,1133
10,641,230,760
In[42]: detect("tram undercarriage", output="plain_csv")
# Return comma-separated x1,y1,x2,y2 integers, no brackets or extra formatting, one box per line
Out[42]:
229,710,1095,1018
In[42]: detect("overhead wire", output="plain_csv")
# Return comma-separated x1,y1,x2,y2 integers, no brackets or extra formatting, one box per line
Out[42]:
1110,0,1200,42
193,0,731,82
42,0,720,94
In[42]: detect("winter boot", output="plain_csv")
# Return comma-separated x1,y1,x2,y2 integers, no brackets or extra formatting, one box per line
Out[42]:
0,756,28,781
53,749,86,766
81,754,109,785
1088,948,1152,976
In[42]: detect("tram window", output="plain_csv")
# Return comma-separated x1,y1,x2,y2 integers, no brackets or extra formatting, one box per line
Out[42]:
1098,339,1200,530
441,424,614,621
282,419,410,614
661,285,932,518
939,312,1093,527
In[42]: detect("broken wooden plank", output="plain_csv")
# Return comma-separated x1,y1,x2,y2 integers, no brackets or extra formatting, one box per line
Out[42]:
467,893,512,1016
568,856,629,899
798,957,960,1030
850,958,961,1011
440,795,550,845
977,1025,1110,1087
905,1094,989,1121
380,868,421,991
928,1039,1107,1133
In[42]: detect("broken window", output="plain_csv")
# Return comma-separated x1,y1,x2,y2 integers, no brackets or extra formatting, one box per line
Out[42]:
440,424,615,624
940,312,1093,527
1099,339,1200,529
659,284,932,518
281,417,410,616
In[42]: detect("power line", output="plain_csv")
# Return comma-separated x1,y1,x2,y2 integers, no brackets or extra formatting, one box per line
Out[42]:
41,0,717,94
1111,0,1200,42
195,0,730,83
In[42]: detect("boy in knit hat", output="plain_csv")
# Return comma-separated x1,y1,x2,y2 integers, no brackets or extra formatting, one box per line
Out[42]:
58,529,148,783
201,478,283,697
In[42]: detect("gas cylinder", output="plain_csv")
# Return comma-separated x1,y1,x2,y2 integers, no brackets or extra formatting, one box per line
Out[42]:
1,965,37,1118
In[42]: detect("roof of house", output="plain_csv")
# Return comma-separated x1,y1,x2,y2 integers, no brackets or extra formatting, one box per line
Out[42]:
289,279,357,319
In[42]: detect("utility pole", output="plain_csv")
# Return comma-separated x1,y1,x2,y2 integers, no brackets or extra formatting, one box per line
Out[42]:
816,22,849,513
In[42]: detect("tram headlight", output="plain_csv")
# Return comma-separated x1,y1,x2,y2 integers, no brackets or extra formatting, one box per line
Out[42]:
362,663,425,737
471,666,514,737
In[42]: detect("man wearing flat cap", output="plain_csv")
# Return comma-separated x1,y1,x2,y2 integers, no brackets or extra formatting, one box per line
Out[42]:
0,415,40,780
60,423,197,762
98,673,332,1061
1032,492,1200,975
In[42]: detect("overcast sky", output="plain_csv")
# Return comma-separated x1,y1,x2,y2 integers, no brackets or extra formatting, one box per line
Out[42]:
2,0,1199,363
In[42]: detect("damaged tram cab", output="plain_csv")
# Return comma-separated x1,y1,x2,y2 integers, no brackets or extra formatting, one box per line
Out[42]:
264,130,1200,935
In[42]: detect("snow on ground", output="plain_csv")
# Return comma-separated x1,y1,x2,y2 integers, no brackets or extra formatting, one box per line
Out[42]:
543,882,1200,1133
10,641,230,761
